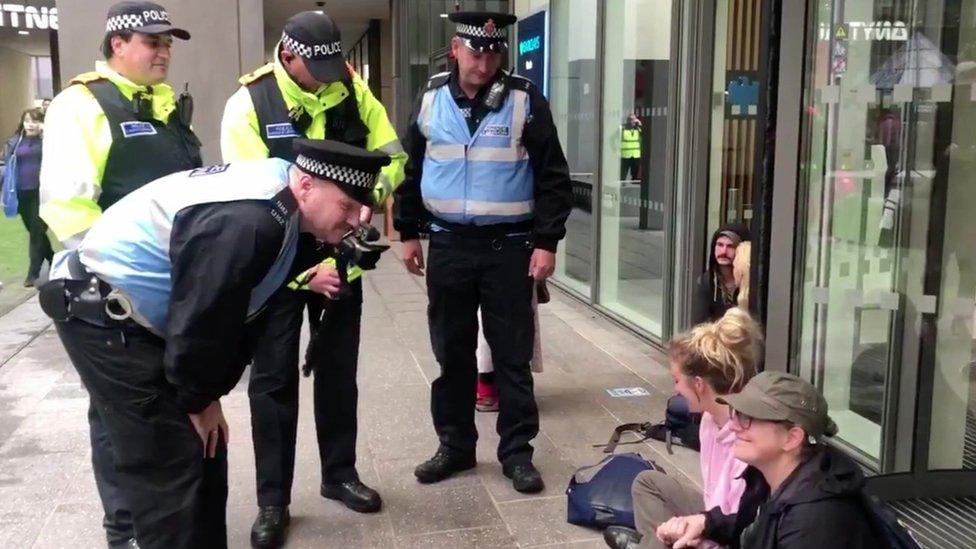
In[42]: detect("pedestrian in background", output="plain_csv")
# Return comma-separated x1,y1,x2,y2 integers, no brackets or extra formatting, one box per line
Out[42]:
2,108,53,287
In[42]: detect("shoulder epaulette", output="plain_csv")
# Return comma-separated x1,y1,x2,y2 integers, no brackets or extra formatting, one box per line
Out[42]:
69,72,106,86
426,71,451,90
507,74,534,92
239,63,274,85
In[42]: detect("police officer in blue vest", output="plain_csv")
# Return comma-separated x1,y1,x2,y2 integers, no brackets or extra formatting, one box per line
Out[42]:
40,140,390,549
395,11,573,493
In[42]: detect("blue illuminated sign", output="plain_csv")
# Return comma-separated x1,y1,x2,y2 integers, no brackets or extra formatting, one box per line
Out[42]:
516,10,548,97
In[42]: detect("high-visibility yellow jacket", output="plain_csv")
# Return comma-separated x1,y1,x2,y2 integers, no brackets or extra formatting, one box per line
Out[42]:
621,127,641,159
221,55,406,288
39,62,183,247
220,57,406,206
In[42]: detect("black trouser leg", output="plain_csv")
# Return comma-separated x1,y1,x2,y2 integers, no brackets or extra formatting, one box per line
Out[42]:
309,278,363,484
248,287,305,507
16,189,52,280
88,400,136,546
478,241,538,466
426,243,481,457
55,318,227,549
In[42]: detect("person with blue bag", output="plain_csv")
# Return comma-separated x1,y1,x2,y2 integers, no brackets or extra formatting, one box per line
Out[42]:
2,108,53,287
604,307,763,549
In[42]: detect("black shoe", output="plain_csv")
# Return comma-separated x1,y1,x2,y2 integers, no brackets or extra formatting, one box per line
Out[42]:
503,462,544,493
414,450,477,484
250,506,290,549
321,480,382,513
108,539,139,549
23,278,35,288
603,526,641,549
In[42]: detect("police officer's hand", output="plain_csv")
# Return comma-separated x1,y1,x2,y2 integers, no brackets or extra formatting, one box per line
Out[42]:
657,514,706,548
188,400,229,459
307,263,341,298
529,249,556,280
402,239,425,276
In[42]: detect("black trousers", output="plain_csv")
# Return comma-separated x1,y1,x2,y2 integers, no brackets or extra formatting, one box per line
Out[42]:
248,279,363,507
426,233,539,466
16,189,53,280
89,401,136,546
55,318,228,549
620,157,641,182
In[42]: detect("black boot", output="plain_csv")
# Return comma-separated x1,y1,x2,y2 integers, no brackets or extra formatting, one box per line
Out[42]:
503,462,544,493
250,506,290,549
603,526,641,549
414,450,477,484
321,480,382,513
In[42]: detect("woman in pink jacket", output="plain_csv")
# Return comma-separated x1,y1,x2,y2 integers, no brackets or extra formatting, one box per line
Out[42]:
604,307,763,549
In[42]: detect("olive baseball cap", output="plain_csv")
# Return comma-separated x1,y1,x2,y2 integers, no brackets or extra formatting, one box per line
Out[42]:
717,371,839,440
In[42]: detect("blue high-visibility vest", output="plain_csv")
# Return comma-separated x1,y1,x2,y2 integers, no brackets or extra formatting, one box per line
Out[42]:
417,75,534,226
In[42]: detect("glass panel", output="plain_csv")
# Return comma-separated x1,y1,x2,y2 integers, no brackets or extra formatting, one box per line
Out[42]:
796,0,976,472
540,0,598,295
928,2,976,472
598,0,672,336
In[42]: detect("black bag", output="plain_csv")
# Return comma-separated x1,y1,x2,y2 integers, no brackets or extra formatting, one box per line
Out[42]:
860,494,923,549
566,453,661,528
598,395,701,455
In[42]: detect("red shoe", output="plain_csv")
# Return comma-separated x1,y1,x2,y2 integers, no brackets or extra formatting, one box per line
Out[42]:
476,380,499,413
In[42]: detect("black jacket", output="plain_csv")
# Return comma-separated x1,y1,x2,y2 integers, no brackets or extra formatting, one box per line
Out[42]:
703,446,883,549
692,222,750,324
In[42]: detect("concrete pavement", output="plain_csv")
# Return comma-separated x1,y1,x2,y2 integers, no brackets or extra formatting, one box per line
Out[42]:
0,242,700,548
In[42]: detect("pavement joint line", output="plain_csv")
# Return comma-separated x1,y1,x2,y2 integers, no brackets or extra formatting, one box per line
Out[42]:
523,537,603,548
0,320,52,371
494,493,567,505
398,524,498,539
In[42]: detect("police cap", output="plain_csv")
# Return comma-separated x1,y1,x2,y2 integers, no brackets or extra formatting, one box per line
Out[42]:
281,11,346,83
449,11,517,53
105,1,190,40
292,139,390,206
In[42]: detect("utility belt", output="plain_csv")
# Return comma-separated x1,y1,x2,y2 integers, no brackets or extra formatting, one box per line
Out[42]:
428,230,534,252
39,251,138,328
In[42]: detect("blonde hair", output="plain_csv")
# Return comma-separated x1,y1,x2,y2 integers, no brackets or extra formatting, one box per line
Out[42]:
733,241,751,309
668,307,763,394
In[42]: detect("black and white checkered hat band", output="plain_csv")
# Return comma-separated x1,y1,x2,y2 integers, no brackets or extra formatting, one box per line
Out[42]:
281,32,341,59
106,13,166,32
456,23,505,38
295,155,376,189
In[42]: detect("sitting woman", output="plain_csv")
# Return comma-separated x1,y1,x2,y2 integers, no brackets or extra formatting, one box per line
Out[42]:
604,307,763,549
655,372,881,549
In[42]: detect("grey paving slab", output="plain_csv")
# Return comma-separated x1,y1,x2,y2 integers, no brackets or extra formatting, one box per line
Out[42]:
0,240,697,548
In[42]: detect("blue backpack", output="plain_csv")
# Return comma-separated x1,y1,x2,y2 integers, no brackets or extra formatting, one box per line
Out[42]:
566,452,662,529
860,494,923,549
1,135,20,218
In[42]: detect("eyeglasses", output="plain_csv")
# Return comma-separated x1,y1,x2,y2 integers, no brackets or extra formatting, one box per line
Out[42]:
729,407,791,430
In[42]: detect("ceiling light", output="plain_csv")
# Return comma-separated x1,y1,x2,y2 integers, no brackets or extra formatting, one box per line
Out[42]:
18,30,29,35
440,13,448,18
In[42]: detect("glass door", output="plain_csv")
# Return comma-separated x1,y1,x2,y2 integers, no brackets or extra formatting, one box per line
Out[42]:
795,0,976,491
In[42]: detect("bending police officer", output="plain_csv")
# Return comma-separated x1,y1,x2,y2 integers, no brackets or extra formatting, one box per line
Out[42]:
220,10,405,548
38,3,200,547
395,12,573,494
41,140,391,549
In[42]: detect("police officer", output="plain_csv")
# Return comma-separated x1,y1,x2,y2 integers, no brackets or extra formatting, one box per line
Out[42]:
395,12,573,494
38,3,200,547
41,140,391,549
220,10,405,548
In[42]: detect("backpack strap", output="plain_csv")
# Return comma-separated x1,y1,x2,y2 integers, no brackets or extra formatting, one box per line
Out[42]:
595,422,652,454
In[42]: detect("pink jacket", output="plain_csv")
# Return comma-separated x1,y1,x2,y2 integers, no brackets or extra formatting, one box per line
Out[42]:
699,411,748,514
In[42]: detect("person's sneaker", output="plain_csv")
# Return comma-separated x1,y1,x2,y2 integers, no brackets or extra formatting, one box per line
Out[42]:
603,525,642,549
23,277,35,288
321,480,382,513
476,379,499,412
503,462,544,493
414,450,477,484
250,506,290,548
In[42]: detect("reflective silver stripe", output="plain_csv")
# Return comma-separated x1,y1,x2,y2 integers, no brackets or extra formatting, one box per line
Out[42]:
466,146,526,162
376,139,405,154
427,143,466,160
511,89,528,141
423,198,534,217
424,198,466,213
418,90,437,138
466,199,533,216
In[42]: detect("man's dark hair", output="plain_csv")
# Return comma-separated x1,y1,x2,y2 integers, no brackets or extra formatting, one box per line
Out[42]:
101,31,134,59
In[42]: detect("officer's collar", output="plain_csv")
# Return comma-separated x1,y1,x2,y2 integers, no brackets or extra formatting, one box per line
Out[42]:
273,43,349,110
448,66,503,101
96,61,155,96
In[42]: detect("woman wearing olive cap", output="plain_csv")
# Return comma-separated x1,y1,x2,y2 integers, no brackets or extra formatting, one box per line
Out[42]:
656,372,882,549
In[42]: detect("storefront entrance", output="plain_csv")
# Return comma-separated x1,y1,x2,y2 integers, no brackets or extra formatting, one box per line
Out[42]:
790,0,976,543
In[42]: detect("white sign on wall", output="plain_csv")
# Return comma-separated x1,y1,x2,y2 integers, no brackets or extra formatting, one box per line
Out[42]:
0,4,59,30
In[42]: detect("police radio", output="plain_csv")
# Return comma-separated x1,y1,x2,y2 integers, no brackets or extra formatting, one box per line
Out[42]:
482,69,515,112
